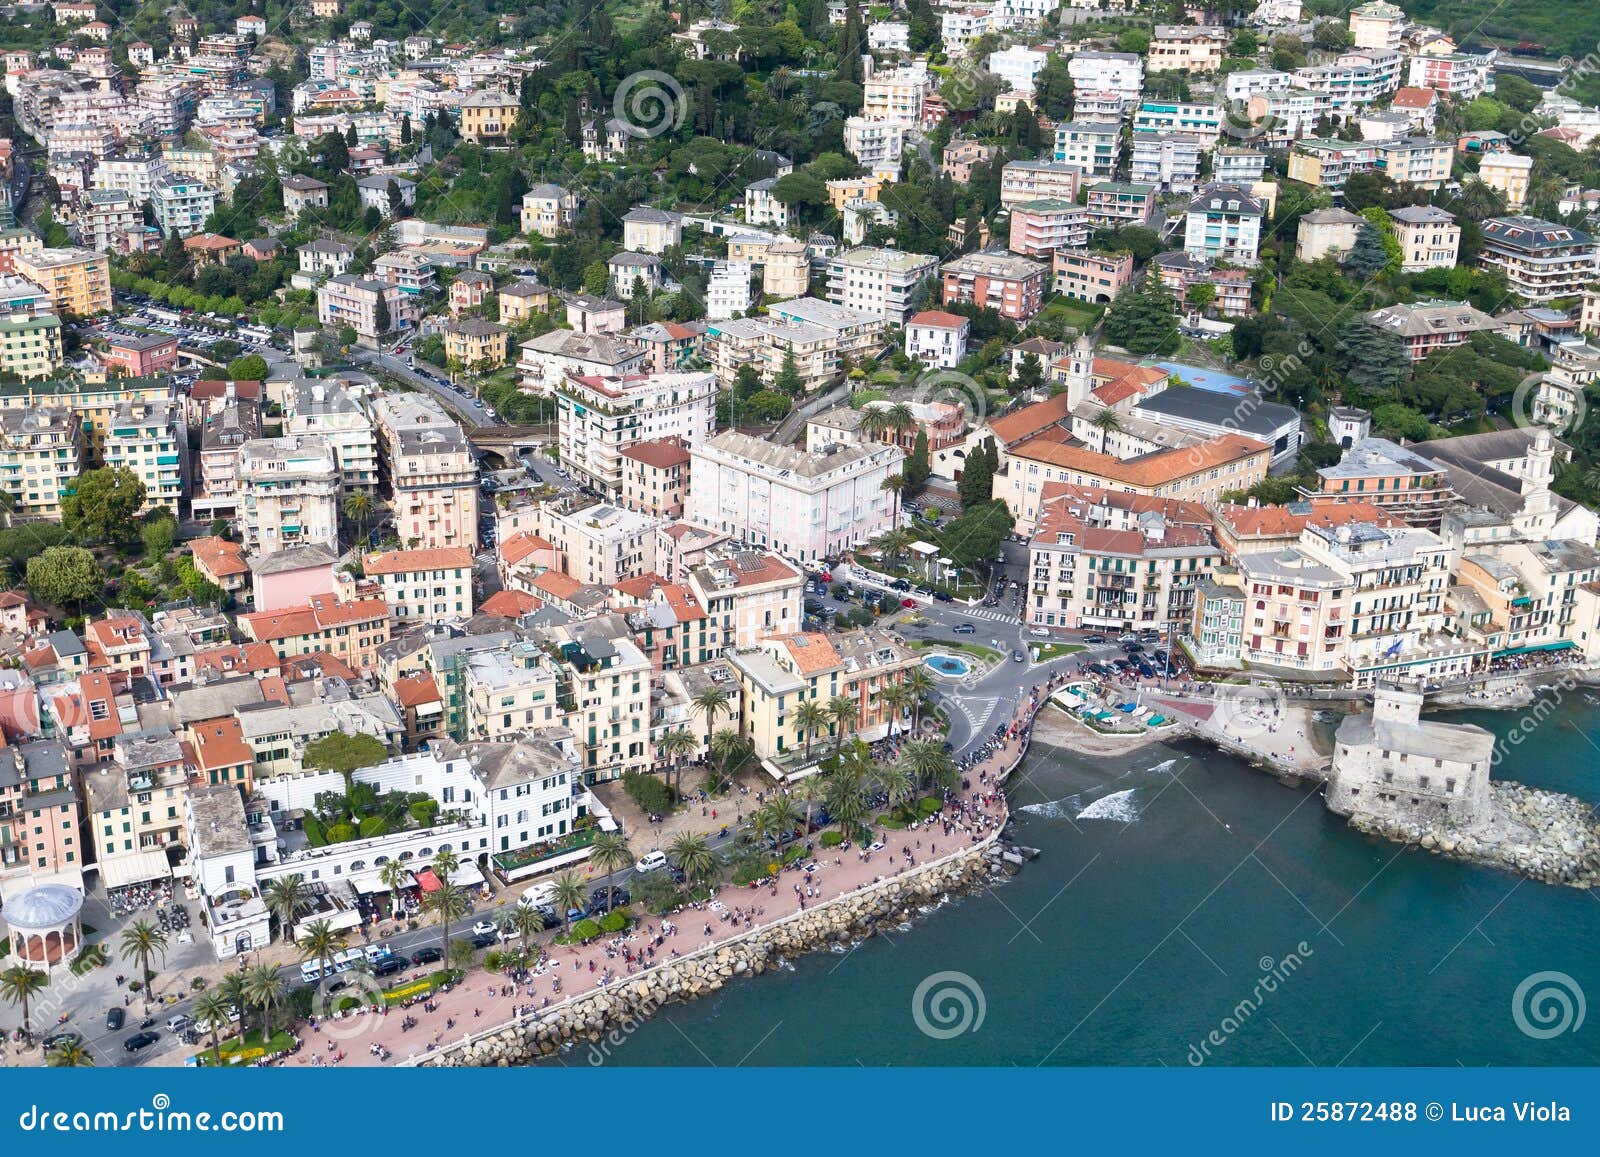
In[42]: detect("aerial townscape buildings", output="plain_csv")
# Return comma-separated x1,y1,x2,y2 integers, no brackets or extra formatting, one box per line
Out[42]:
3,0,1600,1077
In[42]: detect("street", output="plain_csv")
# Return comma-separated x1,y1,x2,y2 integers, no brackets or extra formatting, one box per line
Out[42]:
356,349,499,429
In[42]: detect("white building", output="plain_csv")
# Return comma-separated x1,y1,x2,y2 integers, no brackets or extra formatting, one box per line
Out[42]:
1067,52,1143,104
988,46,1050,94
843,117,905,171
745,177,789,228
706,261,753,321
556,370,719,500
1184,183,1265,267
237,435,341,555
688,431,905,564
904,309,971,369
824,246,940,325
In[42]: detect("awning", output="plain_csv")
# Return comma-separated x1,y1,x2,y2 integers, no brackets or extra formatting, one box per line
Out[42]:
1495,641,1575,657
99,850,173,891
414,867,442,893
350,868,413,895
448,861,485,888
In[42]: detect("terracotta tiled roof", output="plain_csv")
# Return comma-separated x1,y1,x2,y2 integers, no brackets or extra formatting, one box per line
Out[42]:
988,392,1073,446
620,438,691,470
187,716,250,770
194,641,279,678
190,535,249,578
239,598,388,642
1212,500,1395,541
781,632,841,675
500,531,555,566
531,570,584,599
1008,432,1270,489
363,547,473,575
394,672,442,708
479,590,543,617
909,310,969,328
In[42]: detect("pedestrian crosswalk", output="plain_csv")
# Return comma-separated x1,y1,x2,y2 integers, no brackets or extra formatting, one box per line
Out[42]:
960,698,1001,731
951,606,1021,625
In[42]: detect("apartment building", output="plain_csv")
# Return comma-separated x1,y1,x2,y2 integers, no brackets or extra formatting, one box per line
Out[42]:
1130,133,1204,195
238,434,341,555
364,546,475,623
442,318,511,369
0,740,81,878
1365,299,1503,362
1407,51,1493,99
149,173,217,238
0,312,62,379
1132,102,1222,145
192,395,260,524
76,188,141,252
688,431,904,564
0,406,81,519
1052,121,1119,177
1183,183,1265,267
458,90,517,144
824,247,939,325
1085,181,1157,227
520,183,577,239
1007,201,1089,257
283,379,379,493
1479,152,1533,211
536,498,659,587
1349,1,1406,51
98,331,178,376
555,369,718,500
619,438,691,519
1478,216,1600,303
460,643,561,743
1067,52,1143,103
103,398,183,516
316,274,423,341
1000,160,1085,209
238,582,392,671
1374,136,1452,190
904,310,970,369
843,117,905,171
1151,252,1253,317
941,250,1048,322
1389,205,1460,271
685,548,804,649
703,298,886,390
620,207,682,254
862,64,932,126
544,616,653,783
1148,24,1227,73
12,247,110,317
389,424,479,551
1027,485,1222,633
1051,249,1134,304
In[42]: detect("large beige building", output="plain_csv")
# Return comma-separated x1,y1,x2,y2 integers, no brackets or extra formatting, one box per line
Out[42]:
385,421,479,551
238,434,342,555
545,616,653,783
685,548,805,650
535,497,659,587
0,312,62,379
1388,205,1460,271
1027,485,1223,635
364,546,475,623
13,247,112,317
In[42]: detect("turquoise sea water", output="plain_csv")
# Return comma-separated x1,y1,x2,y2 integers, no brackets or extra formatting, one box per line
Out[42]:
583,694,1600,1067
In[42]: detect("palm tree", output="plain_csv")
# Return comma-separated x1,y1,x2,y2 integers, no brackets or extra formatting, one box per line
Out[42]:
880,473,907,528
656,727,698,801
549,873,587,936
901,736,959,794
1091,408,1123,437
118,920,168,1010
217,973,248,1021
879,682,914,739
858,405,895,441
797,776,825,837
709,727,748,792
903,667,935,733
690,687,732,757
885,402,916,439
824,760,871,838
509,902,543,947
827,693,857,757
45,1037,94,1066
589,831,633,900
193,989,233,1058
877,528,913,566
342,490,374,553
242,963,284,1045
425,879,469,963
667,833,718,890
378,859,412,917
298,919,347,988
878,761,917,816
0,964,47,1036
431,847,461,884
764,795,799,848
793,697,829,761
262,874,311,939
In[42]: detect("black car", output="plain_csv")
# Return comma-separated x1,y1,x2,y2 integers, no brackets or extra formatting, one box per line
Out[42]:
1082,634,1107,644
469,932,497,949
106,1007,125,1031
41,1031,83,1052
410,946,444,966
1136,661,1157,679
953,623,976,634
932,591,954,603
373,955,404,977
588,885,631,912
1121,641,1145,654
889,579,911,592
123,1030,159,1053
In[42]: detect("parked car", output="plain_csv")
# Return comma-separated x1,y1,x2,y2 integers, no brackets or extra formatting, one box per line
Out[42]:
469,932,496,949
166,1014,192,1034
587,885,630,913
900,597,918,608
932,591,954,603
123,1031,160,1053
470,920,497,938
106,1007,125,1031
953,623,976,634
41,1031,82,1052
1028,627,1050,637
373,955,404,977
410,946,443,966
1121,641,1145,654
889,579,911,591
1082,634,1107,644
1012,650,1026,662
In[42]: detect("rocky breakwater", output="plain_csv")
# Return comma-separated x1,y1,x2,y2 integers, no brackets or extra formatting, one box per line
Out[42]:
429,840,1023,1067
1347,782,1600,887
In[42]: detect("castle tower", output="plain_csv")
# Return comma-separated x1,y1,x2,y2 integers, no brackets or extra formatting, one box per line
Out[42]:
1065,333,1094,411
1514,426,1558,538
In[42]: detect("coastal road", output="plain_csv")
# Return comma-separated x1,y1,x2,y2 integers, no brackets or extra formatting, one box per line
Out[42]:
354,349,500,429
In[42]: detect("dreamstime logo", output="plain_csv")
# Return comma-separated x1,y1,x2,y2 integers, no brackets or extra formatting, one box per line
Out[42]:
313,971,391,1043
276,136,310,170
911,970,986,1039
1187,942,1313,1064
1509,375,1587,440
909,368,989,430
1512,971,1586,1040
1216,95,1275,143
1211,676,1287,744
612,71,688,139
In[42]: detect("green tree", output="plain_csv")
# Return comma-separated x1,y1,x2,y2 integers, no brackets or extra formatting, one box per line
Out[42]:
667,833,718,889
262,874,311,938
774,349,805,395
141,517,176,560
45,1037,95,1066
192,989,234,1057
25,546,103,609
61,467,147,545
793,697,830,761
425,878,470,962
225,354,269,380
1103,286,1180,356
549,873,587,936
957,437,996,509
1342,222,1389,280
656,727,698,800
118,920,168,1010
904,426,931,490
589,831,633,900
242,963,284,1043
298,919,347,990
0,965,48,1036
302,732,389,795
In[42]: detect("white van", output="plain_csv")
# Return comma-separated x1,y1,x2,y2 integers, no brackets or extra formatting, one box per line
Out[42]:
519,882,555,908
635,850,668,874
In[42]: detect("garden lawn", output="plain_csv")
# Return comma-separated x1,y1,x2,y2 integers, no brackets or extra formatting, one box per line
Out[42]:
193,1028,295,1066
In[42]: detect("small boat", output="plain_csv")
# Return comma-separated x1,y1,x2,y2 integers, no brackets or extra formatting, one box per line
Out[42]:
1312,709,1338,723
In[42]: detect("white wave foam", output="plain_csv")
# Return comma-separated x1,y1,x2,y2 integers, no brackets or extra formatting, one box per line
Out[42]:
1147,757,1178,775
1075,788,1140,823
1019,794,1082,819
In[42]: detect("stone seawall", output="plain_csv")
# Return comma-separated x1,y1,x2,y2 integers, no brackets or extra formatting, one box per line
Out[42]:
425,842,1001,1067
1346,780,1600,888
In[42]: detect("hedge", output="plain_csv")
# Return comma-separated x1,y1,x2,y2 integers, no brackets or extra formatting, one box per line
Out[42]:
598,911,628,934
570,918,602,942
359,815,391,838
819,831,844,848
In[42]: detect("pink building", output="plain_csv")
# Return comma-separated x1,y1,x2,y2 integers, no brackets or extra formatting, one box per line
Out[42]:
248,544,338,612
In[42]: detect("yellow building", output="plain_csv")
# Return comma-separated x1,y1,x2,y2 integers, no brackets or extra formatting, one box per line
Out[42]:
12,247,112,318
0,312,63,379
0,373,169,463
458,90,518,143
442,318,511,369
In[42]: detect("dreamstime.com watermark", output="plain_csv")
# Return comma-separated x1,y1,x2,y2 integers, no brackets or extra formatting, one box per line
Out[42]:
1487,672,1579,769
15,1094,284,1134
912,970,986,1039
1186,942,1314,1065
585,990,667,1065
1512,971,1587,1040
